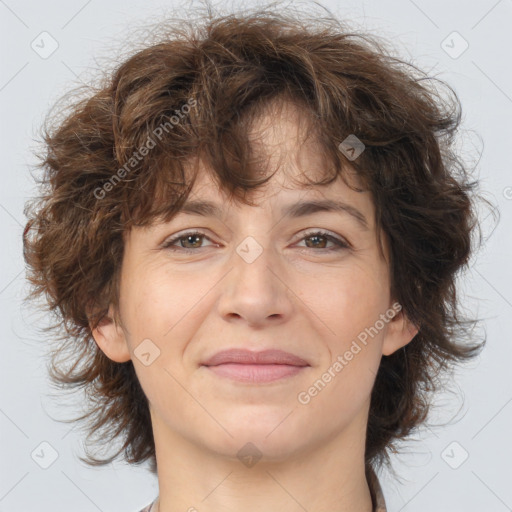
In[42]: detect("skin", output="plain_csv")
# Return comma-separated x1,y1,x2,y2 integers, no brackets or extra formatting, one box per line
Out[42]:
92,100,418,512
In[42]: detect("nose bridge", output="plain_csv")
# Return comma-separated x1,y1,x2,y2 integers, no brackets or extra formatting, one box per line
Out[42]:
233,232,280,294
216,232,293,325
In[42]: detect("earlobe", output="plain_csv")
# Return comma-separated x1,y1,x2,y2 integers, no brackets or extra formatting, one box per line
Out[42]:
381,305,419,357
90,305,131,363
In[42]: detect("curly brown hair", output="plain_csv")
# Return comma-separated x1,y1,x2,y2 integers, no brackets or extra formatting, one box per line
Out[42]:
23,4,487,476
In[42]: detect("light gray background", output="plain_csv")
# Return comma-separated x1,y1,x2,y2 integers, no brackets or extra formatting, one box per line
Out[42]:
1,0,511,510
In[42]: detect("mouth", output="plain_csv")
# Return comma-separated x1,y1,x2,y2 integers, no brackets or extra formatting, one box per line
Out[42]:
205,363,308,383
201,349,310,383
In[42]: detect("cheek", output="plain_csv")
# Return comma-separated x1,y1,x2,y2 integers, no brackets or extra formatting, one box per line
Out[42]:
300,267,388,421
118,263,220,383
306,261,389,343
118,269,197,413
119,262,201,339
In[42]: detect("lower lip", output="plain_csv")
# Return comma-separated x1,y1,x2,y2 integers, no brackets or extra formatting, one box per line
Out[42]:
204,363,307,383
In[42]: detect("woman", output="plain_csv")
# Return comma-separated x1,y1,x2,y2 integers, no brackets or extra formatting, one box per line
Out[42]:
23,6,485,511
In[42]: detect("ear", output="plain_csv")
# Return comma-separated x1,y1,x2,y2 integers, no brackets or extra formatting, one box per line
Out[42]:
90,304,131,363
381,302,419,356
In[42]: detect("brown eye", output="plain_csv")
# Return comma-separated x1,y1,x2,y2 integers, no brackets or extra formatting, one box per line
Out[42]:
298,230,350,251
179,234,204,249
304,233,329,249
162,231,214,251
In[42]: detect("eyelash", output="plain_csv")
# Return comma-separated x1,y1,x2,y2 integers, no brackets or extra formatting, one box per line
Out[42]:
161,229,350,253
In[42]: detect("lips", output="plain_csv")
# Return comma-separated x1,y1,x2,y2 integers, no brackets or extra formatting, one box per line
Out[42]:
202,349,309,367
202,349,310,383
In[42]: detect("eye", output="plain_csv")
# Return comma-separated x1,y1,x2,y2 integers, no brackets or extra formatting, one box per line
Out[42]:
161,229,351,253
161,231,215,252
296,230,350,251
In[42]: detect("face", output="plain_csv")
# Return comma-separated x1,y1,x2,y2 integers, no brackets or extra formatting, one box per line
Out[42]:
94,101,417,463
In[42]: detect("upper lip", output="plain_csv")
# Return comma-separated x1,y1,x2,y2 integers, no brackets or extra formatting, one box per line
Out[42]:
202,349,310,367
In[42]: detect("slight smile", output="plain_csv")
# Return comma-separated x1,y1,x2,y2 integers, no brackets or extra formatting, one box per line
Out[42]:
201,349,310,383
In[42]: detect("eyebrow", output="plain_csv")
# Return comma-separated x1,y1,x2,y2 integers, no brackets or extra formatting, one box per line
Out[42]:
175,198,369,230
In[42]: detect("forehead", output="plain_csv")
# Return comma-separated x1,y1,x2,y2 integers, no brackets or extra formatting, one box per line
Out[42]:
186,98,372,214
182,101,373,226
129,97,377,239
245,97,333,185
179,162,374,238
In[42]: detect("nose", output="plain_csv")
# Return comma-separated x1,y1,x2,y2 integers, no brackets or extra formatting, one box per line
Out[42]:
216,235,294,328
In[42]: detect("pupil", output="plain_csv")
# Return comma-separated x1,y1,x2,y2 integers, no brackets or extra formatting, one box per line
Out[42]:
307,235,326,248
185,235,201,247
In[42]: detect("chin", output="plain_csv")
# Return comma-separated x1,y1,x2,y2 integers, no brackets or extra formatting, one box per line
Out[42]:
200,414,313,461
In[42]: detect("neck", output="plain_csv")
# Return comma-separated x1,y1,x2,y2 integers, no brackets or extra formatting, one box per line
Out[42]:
150,407,374,512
